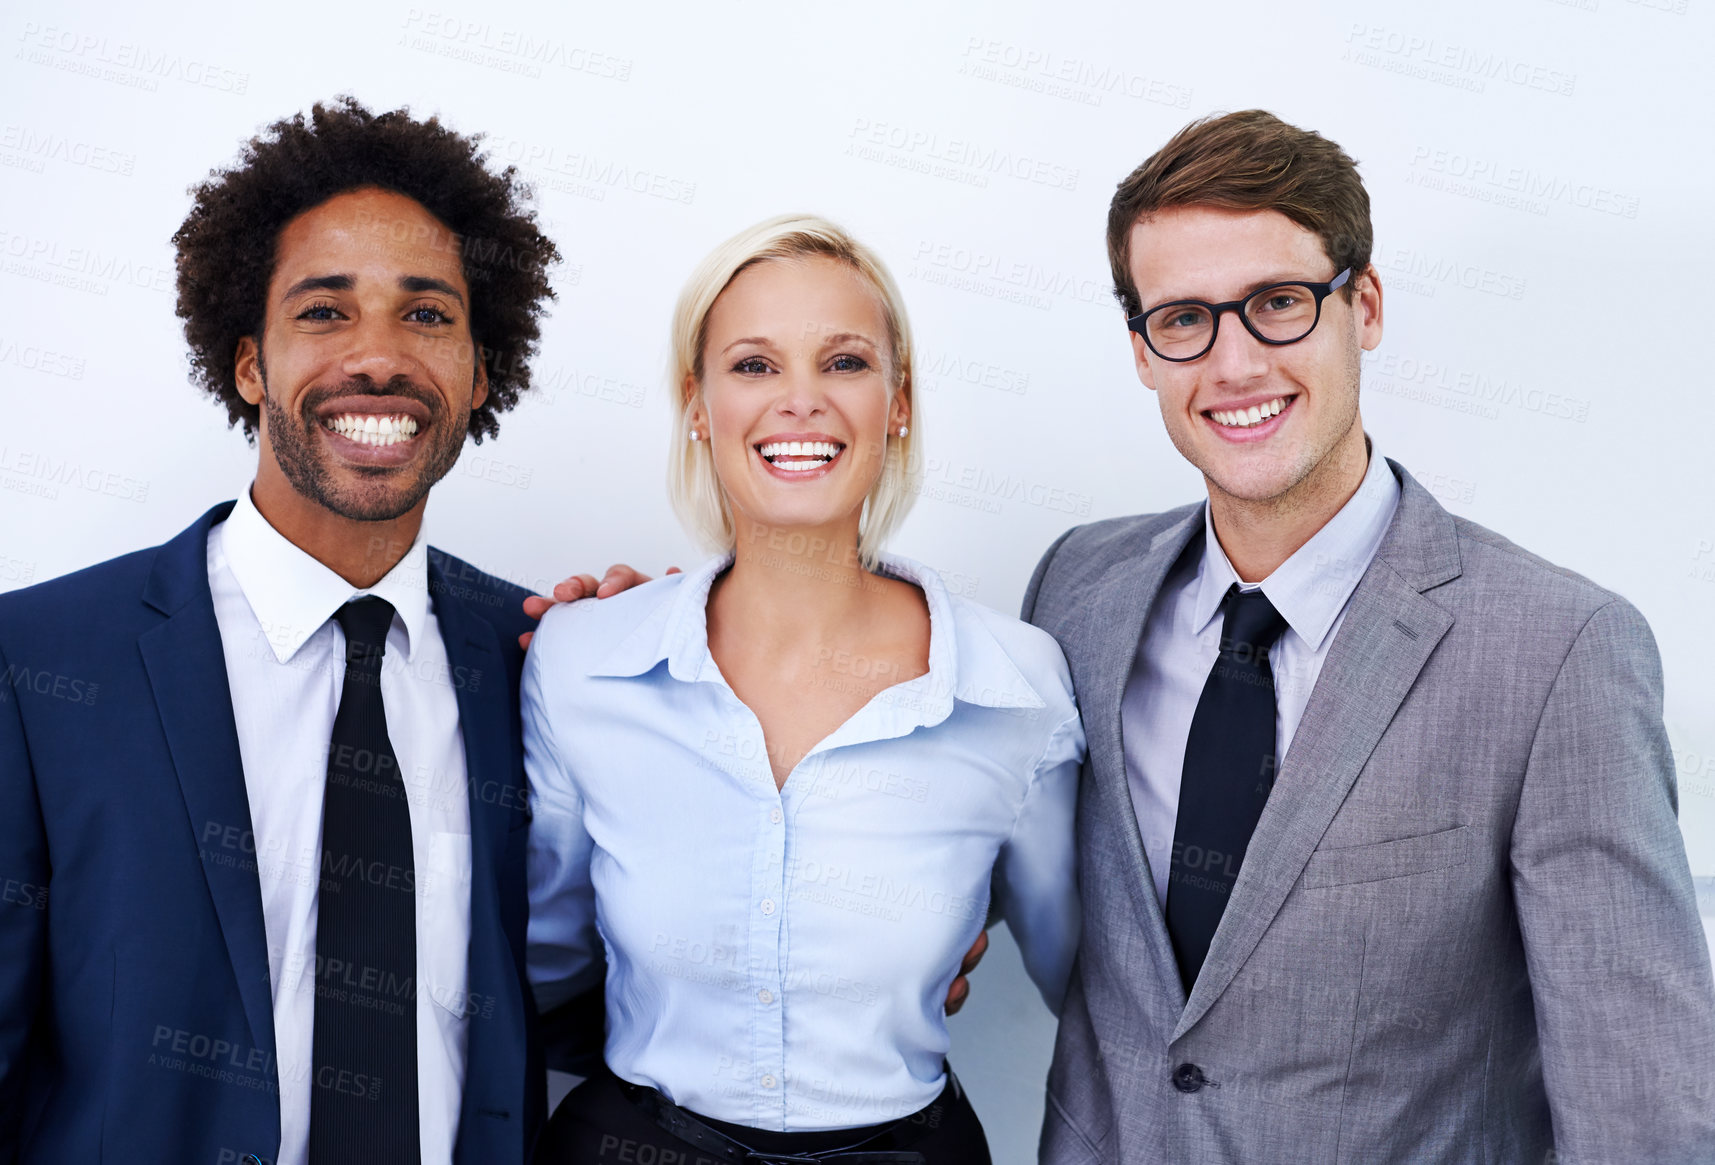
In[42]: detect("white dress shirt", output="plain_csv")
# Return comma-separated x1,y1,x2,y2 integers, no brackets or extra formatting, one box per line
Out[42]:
205,490,472,1165
1121,441,1401,907
524,553,1084,1131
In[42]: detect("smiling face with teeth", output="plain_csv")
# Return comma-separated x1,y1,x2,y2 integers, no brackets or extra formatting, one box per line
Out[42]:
687,255,909,551
1126,205,1383,531
233,187,486,532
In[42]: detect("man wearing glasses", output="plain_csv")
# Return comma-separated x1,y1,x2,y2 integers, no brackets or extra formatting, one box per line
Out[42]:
1024,110,1715,1162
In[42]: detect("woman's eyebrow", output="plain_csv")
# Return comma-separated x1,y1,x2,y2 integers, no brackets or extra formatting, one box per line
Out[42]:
815,331,878,348
721,335,775,355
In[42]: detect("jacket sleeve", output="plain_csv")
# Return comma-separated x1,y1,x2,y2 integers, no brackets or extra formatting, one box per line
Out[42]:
0,644,48,1159
1510,597,1715,1163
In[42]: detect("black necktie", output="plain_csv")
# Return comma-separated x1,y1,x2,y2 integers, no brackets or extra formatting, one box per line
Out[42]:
308,597,421,1164
1165,584,1289,991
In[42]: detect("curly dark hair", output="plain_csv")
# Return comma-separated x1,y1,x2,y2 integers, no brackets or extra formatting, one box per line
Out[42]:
173,96,559,443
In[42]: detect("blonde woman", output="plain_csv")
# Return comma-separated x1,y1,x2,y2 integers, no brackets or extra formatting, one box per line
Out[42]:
524,215,1083,1163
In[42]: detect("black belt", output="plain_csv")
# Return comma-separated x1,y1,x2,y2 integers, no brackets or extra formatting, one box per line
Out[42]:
616,1073,961,1165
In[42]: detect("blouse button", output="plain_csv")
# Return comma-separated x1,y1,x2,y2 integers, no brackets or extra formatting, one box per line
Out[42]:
761,1074,778,1089
760,898,776,916
770,807,783,824
758,988,774,1004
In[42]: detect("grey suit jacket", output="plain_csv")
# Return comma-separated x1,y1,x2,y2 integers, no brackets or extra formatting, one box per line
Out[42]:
1025,459,1715,1164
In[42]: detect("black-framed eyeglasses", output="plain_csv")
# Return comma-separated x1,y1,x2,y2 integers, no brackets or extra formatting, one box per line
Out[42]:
1126,268,1353,362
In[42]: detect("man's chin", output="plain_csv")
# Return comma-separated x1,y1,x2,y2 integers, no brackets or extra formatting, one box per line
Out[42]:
273,428,456,523
1200,459,1308,509
312,484,430,523
262,400,468,525
284,463,431,523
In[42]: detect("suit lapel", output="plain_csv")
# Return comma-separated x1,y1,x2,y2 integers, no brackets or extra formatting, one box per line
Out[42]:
1173,466,1461,1039
429,560,528,1152
1079,508,1203,997
427,570,512,922
138,504,278,1062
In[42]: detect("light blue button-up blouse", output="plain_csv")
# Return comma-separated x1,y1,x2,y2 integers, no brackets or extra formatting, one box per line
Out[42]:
523,553,1085,1131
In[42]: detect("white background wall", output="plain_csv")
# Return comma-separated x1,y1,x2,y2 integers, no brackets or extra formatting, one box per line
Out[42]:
3,1,1711,1159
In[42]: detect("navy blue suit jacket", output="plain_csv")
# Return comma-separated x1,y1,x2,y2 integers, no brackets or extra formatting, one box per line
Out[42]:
0,503,544,1165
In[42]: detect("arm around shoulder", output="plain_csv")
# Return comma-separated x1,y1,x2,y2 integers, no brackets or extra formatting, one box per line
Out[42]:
994,698,1086,1016
519,633,604,1029
1510,597,1715,1160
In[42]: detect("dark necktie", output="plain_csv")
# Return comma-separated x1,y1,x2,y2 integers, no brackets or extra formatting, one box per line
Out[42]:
308,597,421,1164
1165,584,1289,991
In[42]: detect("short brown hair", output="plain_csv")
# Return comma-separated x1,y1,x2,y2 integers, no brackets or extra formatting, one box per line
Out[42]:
1106,109,1371,317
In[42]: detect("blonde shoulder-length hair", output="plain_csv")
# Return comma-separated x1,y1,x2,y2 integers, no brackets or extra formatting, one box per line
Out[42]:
667,214,921,570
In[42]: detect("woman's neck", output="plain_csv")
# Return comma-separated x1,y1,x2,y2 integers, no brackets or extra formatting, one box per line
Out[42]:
711,520,886,650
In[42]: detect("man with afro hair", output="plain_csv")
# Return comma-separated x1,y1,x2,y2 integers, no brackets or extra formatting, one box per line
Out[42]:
0,97,595,1165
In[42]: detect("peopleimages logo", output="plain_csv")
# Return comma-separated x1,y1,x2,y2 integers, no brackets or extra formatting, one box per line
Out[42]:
15,23,250,94
908,239,1109,313
1363,351,1591,424
957,38,1192,109
482,136,695,205
1407,146,1641,219
0,231,173,295
0,124,136,175
0,336,86,380
846,118,1079,192
0,446,150,502
398,10,632,81
1344,24,1577,96
1378,247,1526,301
915,345,1030,396
910,455,1094,518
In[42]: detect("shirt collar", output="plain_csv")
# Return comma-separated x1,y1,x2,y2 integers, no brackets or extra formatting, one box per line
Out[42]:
219,487,433,663
1190,436,1401,651
590,552,1044,720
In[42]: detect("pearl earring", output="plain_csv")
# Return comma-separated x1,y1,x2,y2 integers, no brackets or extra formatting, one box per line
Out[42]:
689,430,700,441
898,425,909,438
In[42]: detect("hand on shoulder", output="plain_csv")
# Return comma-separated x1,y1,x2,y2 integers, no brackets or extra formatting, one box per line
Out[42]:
519,564,680,649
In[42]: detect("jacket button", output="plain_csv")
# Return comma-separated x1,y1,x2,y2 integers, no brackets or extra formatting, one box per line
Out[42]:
1172,1063,1206,1093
